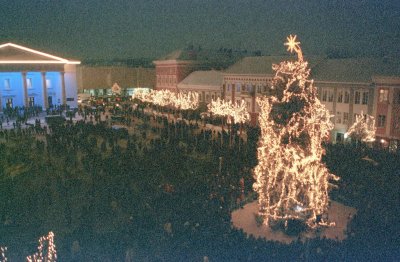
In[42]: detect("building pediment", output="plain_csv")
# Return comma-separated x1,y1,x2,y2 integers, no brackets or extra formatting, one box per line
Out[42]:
0,43,80,64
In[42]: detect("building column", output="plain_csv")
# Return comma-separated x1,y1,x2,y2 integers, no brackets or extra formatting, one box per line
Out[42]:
60,71,66,105
41,72,48,109
22,72,28,107
349,87,355,124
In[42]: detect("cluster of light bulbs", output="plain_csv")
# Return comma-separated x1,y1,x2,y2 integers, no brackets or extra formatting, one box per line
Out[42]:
345,111,376,143
207,97,250,124
132,89,199,110
26,231,57,262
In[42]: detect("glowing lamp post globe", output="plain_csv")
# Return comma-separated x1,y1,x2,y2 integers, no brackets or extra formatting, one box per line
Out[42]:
253,35,339,229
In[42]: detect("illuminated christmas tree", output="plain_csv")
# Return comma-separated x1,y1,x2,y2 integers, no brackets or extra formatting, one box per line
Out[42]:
253,35,339,229
345,111,376,143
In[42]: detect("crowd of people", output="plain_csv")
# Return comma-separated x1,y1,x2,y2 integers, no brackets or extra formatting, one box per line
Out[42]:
0,101,398,261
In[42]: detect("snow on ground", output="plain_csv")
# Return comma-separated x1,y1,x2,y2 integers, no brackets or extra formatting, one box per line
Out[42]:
231,201,356,244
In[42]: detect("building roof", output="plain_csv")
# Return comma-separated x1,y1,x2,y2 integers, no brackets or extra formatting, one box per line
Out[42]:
312,58,400,83
156,48,248,70
224,55,325,75
0,43,80,64
224,55,400,83
178,70,223,91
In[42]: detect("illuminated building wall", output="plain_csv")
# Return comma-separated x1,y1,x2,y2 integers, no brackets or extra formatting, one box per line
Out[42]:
220,56,400,146
372,76,400,150
77,66,155,95
154,59,194,91
0,43,80,109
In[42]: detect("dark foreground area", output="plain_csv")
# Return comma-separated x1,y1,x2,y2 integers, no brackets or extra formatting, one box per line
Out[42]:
0,118,399,261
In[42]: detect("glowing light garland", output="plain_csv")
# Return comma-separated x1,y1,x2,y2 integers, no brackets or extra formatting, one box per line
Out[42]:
133,89,199,110
26,231,57,262
1,247,7,262
345,111,376,143
208,97,250,124
253,35,339,228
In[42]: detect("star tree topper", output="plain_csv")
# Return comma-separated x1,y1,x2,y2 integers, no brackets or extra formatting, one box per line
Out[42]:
284,34,303,62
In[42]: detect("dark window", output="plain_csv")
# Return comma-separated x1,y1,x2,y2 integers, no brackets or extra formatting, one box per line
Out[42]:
6,98,13,108
354,91,361,104
337,91,343,103
362,92,369,105
344,91,350,103
29,97,35,107
378,115,386,127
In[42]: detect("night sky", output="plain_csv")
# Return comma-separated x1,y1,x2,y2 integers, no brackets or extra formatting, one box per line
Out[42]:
1,0,400,59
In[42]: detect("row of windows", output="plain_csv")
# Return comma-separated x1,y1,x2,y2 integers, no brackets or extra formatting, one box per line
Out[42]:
322,89,369,105
200,92,220,102
157,76,176,86
3,96,56,108
226,84,269,94
3,78,53,90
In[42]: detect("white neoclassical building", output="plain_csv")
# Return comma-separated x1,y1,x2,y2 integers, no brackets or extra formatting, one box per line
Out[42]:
0,43,80,110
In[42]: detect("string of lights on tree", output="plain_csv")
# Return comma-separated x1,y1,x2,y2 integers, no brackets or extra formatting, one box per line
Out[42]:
345,111,376,143
132,89,199,110
0,247,7,262
1,232,56,262
253,35,339,229
207,97,250,124
26,231,57,262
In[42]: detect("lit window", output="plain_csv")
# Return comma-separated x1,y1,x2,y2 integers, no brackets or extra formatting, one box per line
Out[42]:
379,89,389,102
354,91,361,104
4,79,10,90
227,84,231,92
378,115,386,127
362,92,369,105
27,78,33,89
46,79,51,89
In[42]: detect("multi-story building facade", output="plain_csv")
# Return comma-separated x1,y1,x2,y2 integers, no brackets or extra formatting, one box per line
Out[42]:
0,43,80,110
155,50,400,147
221,56,400,146
154,50,197,91
373,76,400,149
